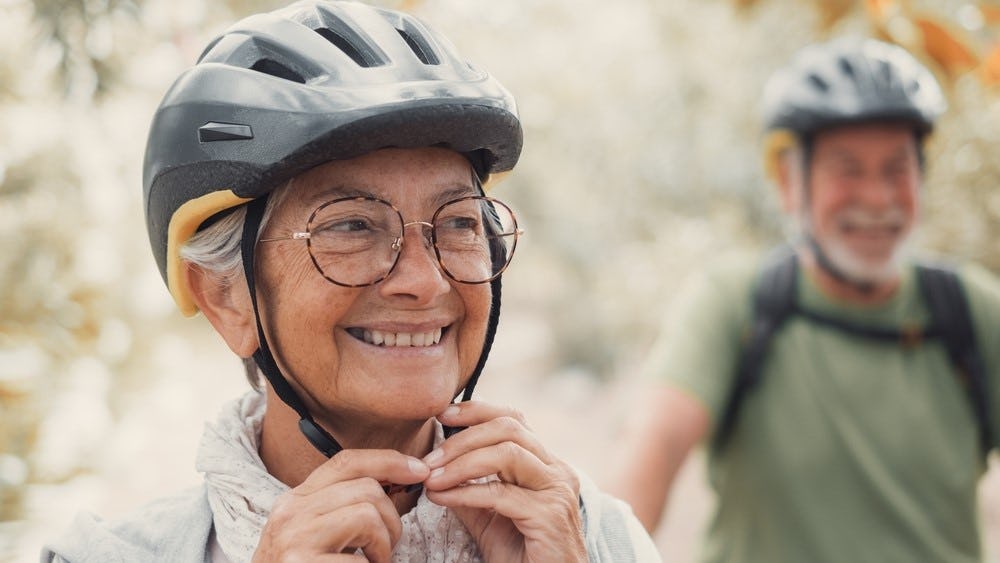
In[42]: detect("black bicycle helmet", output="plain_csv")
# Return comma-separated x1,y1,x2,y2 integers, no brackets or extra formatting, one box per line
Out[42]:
143,0,522,315
142,0,522,461
762,37,946,137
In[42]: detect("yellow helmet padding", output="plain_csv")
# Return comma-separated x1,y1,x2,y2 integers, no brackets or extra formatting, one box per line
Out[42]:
762,129,799,183
167,190,253,317
481,170,512,192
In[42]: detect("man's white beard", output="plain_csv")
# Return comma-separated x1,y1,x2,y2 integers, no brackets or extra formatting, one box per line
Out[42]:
791,207,912,287
821,231,910,286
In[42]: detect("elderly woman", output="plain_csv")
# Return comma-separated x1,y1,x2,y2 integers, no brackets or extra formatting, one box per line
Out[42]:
42,1,657,562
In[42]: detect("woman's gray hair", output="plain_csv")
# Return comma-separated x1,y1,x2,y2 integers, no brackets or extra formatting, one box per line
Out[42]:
179,180,293,389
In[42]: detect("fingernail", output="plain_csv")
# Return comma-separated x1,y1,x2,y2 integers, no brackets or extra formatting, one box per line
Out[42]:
423,448,443,467
429,467,445,479
408,457,428,474
442,405,461,419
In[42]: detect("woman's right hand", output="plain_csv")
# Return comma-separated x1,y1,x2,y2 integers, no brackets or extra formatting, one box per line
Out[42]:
252,449,430,563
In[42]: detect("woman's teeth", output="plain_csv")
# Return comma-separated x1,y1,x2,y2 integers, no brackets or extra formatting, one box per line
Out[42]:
360,328,443,347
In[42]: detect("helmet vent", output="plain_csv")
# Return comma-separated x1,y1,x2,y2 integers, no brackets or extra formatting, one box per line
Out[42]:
250,58,306,84
395,25,440,65
315,27,382,68
877,60,893,85
838,57,855,79
807,73,829,92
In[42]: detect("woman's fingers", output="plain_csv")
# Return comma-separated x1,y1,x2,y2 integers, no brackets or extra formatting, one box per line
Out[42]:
423,440,553,491
422,400,588,562
424,475,579,525
424,400,581,511
296,449,429,496
438,401,530,429
276,476,405,546
258,499,396,563
423,456,587,562
432,403,552,467
427,402,576,493
253,449,429,562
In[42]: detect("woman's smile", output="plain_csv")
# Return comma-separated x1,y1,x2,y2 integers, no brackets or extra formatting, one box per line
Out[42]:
345,325,450,348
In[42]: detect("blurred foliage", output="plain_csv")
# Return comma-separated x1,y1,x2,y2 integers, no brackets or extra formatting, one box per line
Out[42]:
29,0,144,99
426,0,1000,377
1,0,999,557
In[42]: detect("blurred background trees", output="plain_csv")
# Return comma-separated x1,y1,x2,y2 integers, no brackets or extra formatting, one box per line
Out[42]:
1,0,998,560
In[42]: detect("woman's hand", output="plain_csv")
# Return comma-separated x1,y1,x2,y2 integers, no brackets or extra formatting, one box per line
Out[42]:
252,449,429,563
422,402,588,562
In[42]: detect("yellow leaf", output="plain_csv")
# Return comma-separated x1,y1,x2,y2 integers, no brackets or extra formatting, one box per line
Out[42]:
865,0,899,21
914,17,979,76
981,3,1000,25
980,43,1000,85
817,0,855,31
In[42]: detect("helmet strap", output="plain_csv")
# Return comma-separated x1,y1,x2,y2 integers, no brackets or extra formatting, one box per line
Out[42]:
240,195,343,458
442,171,501,438
444,276,501,438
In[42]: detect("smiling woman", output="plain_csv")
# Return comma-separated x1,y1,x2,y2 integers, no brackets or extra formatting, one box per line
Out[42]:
38,1,658,562
231,149,498,443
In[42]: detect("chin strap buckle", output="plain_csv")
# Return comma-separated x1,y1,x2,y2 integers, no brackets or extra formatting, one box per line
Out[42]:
298,418,342,458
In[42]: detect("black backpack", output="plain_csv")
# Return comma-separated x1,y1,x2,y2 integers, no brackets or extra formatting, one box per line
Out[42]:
713,247,996,459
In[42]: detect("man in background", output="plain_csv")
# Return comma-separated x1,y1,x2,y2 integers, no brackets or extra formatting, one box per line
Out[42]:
615,37,1000,562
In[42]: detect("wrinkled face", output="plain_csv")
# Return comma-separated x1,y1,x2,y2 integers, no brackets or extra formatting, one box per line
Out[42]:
255,147,491,425
800,123,922,284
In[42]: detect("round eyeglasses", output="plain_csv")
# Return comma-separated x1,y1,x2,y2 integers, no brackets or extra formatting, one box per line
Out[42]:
258,195,521,286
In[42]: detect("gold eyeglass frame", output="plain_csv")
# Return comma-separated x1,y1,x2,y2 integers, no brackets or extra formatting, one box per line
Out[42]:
258,195,522,287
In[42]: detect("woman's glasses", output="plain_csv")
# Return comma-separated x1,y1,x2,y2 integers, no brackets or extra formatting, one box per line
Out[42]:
259,195,521,286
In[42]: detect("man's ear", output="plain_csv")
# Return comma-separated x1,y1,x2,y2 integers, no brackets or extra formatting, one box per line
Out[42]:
186,263,258,358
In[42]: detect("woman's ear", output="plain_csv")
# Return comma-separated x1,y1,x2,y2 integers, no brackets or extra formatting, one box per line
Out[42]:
186,263,258,358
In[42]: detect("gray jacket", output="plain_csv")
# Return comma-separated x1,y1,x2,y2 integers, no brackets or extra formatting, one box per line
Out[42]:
41,472,661,562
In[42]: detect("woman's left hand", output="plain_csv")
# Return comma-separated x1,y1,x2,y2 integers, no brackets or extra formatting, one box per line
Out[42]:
421,401,587,562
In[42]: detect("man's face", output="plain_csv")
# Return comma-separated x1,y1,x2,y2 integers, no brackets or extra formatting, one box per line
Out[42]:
799,122,922,284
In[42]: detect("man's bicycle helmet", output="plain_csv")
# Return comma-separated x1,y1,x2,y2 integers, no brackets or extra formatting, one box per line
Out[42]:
144,0,522,315
142,0,522,460
761,37,946,179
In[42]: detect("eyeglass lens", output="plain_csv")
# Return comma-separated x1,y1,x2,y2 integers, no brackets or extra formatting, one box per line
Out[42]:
306,196,517,286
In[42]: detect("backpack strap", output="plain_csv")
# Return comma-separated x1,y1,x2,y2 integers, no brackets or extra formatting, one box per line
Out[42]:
713,246,798,452
792,307,937,344
916,264,996,458
713,255,995,459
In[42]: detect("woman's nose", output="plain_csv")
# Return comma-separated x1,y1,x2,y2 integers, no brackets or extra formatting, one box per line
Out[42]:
379,222,450,300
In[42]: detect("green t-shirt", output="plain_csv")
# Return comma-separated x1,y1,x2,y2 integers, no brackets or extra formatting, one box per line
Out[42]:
645,253,1000,563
